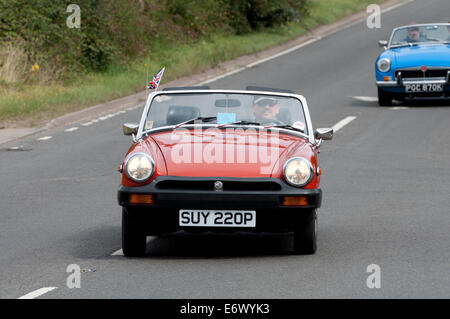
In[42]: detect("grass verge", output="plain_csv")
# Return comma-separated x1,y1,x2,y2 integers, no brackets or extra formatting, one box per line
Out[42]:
0,0,387,127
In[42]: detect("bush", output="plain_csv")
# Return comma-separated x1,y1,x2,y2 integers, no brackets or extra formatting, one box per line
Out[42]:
0,0,310,83
224,0,309,34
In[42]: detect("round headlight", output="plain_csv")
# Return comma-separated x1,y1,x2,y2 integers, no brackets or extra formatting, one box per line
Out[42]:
283,157,313,187
377,58,391,73
125,153,154,182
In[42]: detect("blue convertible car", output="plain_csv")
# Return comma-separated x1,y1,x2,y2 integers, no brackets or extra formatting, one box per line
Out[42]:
375,23,450,106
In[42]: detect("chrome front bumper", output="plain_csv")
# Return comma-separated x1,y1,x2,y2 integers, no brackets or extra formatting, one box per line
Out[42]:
377,69,450,87
377,78,448,87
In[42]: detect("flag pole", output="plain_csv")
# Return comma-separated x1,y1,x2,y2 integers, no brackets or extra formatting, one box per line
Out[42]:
155,67,165,92
146,65,149,99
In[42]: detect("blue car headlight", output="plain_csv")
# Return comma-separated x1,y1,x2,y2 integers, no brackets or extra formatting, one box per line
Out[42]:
377,58,391,73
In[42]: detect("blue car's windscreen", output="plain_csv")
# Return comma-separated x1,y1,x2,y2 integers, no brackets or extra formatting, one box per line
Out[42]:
390,24,450,46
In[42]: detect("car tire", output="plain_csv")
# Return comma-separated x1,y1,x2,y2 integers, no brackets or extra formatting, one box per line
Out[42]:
122,208,147,257
378,87,393,106
293,210,317,255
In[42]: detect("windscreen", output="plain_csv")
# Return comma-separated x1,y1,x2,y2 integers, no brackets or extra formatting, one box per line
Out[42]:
390,24,450,46
144,92,308,134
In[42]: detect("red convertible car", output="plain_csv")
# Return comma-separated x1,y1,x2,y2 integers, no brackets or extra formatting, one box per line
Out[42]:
117,87,333,256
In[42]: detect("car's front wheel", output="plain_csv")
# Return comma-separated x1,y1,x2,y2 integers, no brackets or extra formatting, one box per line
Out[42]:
378,87,394,106
293,210,317,255
122,208,147,257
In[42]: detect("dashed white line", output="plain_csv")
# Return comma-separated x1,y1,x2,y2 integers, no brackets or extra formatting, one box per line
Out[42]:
352,96,378,102
389,106,409,110
111,237,153,256
198,38,319,85
111,249,123,256
332,116,357,133
37,136,52,141
247,38,319,68
81,122,93,126
64,127,78,132
18,287,57,299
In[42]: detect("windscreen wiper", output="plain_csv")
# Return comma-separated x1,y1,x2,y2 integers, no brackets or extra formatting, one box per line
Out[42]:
217,120,261,128
263,124,305,133
391,42,417,48
174,116,217,129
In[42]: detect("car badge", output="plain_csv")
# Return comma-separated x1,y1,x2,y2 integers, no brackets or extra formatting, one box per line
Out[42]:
420,65,427,72
214,181,223,191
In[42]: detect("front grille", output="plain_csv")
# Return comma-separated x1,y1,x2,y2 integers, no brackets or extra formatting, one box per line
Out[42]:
396,69,450,79
155,179,282,191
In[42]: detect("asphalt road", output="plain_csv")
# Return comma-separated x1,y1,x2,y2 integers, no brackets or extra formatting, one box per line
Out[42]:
1,0,450,299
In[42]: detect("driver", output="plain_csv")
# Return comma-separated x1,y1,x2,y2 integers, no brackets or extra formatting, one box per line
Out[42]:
251,96,281,125
402,26,427,42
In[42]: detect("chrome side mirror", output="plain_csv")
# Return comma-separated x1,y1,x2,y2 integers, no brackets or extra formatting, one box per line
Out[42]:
314,128,333,141
378,40,388,48
123,123,139,136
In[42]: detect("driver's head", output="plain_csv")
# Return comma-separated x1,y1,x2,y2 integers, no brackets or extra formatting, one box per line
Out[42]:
252,96,280,122
406,26,420,40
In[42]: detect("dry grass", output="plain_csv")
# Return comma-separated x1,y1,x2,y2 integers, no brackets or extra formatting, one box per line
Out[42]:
0,41,64,90
0,43,29,85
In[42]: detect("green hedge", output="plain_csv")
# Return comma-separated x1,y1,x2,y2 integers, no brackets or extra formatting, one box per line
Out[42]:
0,0,308,81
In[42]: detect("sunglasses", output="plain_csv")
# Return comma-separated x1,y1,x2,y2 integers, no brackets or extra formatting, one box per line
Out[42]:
255,99,278,107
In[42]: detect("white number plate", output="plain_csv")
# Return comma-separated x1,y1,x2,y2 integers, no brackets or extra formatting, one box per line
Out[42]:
405,83,443,93
179,210,256,227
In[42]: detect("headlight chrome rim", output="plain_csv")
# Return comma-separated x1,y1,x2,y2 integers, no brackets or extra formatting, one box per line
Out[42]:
283,157,314,187
377,58,391,73
124,152,155,182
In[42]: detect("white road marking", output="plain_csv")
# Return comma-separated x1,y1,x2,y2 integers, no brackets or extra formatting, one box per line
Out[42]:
111,237,153,256
198,39,319,85
64,127,78,132
81,122,93,126
111,249,123,256
199,67,248,85
98,115,111,121
389,106,409,110
37,136,52,141
126,104,143,112
352,96,378,102
18,287,57,299
247,38,319,68
332,116,357,133
383,0,415,13
9,146,20,150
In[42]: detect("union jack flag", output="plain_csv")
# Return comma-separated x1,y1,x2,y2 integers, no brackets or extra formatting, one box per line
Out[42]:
147,67,165,90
